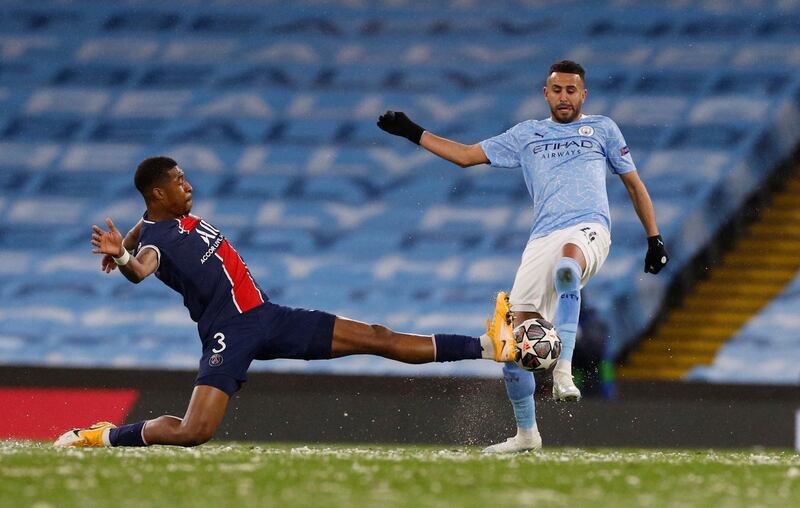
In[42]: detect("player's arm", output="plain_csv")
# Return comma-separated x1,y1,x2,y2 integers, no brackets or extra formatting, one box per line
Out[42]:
101,219,144,273
123,219,143,251
377,111,489,168
91,218,158,283
618,171,669,274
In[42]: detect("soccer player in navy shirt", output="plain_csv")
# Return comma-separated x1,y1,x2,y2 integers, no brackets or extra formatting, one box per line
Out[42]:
378,60,669,452
54,156,517,448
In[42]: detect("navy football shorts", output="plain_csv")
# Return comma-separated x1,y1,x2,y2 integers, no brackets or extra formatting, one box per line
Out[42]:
195,302,336,396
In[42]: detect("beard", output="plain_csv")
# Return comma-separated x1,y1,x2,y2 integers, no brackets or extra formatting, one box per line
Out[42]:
550,104,581,124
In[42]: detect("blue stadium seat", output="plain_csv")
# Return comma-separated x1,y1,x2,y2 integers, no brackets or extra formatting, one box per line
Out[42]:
0,0,798,379
50,65,132,87
102,10,181,32
3,115,85,141
688,272,800,384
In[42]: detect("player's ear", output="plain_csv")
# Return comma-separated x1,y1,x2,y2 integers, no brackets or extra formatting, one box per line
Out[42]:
152,186,166,201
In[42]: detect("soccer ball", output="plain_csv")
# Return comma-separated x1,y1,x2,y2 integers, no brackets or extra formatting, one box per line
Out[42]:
513,318,561,372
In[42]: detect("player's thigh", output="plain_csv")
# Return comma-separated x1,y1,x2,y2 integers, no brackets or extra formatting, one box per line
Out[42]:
561,223,611,284
255,302,336,361
561,242,587,272
509,235,562,317
196,316,262,396
511,310,544,329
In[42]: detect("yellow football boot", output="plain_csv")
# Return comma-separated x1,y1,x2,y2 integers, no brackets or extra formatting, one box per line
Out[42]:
53,421,116,448
485,291,516,362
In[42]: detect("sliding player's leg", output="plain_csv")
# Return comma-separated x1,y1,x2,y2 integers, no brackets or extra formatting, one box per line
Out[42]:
551,242,586,402
140,385,229,446
250,298,515,365
55,324,243,448
331,297,515,363
54,385,229,448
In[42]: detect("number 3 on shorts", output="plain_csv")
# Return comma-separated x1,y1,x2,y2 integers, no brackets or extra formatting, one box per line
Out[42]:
212,332,226,353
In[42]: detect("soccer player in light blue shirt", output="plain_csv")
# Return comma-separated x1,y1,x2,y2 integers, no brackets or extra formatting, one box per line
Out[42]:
378,60,669,453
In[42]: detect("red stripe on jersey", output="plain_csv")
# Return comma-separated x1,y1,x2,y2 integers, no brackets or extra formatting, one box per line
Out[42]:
216,240,264,313
177,215,201,233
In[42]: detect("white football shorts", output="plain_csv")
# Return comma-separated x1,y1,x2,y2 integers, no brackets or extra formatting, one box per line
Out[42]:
508,222,611,320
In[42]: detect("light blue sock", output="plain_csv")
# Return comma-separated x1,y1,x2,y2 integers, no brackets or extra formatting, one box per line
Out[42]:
553,257,582,363
502,361,536,429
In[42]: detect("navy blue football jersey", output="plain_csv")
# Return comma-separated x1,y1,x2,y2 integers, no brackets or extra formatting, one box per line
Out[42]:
137,213,267,338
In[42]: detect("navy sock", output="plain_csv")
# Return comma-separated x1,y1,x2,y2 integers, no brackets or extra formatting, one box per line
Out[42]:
109,421,148,447
433,334,482,362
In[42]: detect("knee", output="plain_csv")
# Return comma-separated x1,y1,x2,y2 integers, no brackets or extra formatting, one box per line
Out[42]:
369,323,393,340
368,323,403,355
554,258,581,293
178,422,216,447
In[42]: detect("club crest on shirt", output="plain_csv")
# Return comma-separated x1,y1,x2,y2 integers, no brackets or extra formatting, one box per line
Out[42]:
578,125,594,136
209,353,224,367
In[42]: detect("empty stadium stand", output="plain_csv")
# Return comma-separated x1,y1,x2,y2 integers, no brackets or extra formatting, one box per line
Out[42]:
621,162,800,381
1,0,799,381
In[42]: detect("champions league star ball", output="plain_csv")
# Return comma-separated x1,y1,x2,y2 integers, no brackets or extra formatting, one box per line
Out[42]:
513,318,561,372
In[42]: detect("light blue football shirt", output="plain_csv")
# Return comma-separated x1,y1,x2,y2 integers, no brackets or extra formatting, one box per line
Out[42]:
479,114,636,240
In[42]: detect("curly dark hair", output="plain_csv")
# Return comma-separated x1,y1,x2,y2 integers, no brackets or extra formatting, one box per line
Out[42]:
134,156,178,196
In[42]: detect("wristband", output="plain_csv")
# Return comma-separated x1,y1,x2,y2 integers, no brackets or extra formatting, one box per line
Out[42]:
113,249,131,266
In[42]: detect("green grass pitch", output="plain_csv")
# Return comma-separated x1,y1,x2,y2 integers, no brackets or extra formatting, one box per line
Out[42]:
2,441,799,508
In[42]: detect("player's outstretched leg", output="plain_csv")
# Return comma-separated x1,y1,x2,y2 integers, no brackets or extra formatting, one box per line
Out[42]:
54,385,230,448
330,293,515,363
552,256,582,401
482,361,542,453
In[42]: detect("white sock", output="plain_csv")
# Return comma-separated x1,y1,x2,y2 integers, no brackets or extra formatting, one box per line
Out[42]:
479,333,494,359
101,427,112,446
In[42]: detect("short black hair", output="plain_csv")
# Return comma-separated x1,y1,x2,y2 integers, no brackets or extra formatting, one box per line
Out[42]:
135,156,177,196
548,60,586,82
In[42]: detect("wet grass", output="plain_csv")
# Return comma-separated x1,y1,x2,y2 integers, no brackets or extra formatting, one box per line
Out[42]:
2,441,799,508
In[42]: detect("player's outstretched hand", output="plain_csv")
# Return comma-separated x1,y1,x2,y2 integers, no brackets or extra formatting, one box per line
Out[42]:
376,110,425,145
644,234,669,274
100,254,118,273
91,218,125,259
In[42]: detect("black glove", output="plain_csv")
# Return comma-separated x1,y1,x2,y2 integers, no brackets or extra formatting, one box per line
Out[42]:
377,111,425,145
644,234,669,274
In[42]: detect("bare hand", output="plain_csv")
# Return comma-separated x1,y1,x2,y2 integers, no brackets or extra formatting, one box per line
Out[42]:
91,218,125,258
100,254,118,273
